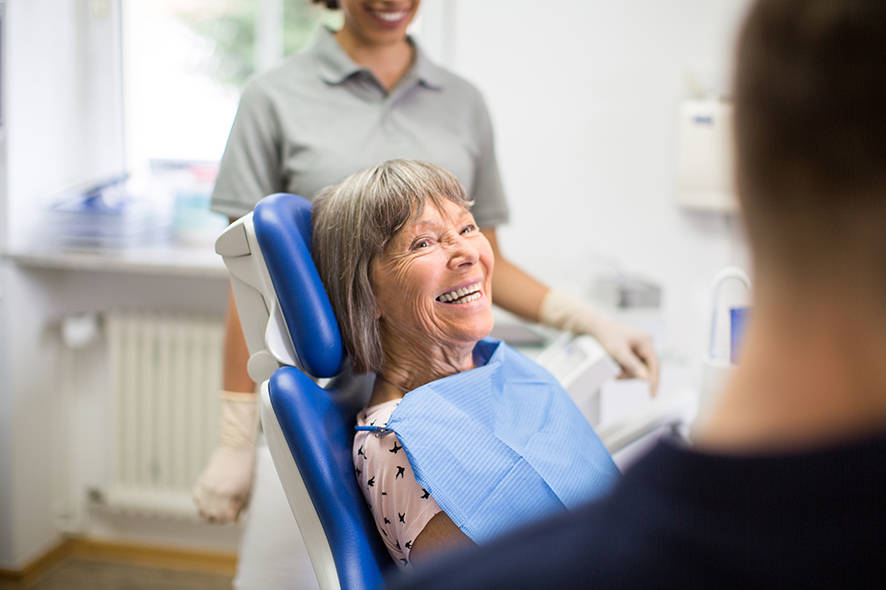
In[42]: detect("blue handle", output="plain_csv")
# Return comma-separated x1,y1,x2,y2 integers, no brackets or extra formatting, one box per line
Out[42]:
729,307,751,364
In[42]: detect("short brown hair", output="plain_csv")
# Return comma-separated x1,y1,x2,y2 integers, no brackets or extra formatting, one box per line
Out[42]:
312,160,472,374
733,0,886,291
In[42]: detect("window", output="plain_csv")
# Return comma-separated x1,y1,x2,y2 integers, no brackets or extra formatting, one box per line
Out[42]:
121,0,340,240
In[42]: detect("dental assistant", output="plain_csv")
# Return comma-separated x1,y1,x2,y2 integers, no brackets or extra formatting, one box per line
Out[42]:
194,0,658,580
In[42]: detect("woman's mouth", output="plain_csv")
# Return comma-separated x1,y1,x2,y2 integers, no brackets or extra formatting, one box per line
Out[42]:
436,282,483,304
372,9,408,22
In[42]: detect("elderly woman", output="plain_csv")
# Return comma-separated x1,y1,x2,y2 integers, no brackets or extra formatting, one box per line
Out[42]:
312,159,618,568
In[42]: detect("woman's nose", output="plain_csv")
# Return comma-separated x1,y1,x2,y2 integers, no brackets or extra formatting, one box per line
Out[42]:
448,236,479,269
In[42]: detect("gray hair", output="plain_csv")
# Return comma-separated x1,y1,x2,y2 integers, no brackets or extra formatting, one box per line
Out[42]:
311,159,473,374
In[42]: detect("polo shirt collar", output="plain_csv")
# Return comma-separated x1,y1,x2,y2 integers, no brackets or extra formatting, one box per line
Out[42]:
409,40,444,90
311,26,444,90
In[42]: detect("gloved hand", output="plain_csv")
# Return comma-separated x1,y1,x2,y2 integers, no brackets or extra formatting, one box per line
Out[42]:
539,289,660,395
193,390,259,523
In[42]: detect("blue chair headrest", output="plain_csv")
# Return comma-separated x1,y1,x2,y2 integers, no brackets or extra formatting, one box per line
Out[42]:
253,193,344,378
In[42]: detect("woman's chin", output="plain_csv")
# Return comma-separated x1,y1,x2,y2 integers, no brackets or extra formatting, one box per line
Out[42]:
452,315,494,346
427,298,494,348
478,314,494,342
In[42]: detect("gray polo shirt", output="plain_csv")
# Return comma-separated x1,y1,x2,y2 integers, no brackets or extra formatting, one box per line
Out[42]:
211,27,509,228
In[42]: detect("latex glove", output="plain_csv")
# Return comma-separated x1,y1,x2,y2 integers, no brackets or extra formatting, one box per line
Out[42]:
539,289,660,395
193,390,259,523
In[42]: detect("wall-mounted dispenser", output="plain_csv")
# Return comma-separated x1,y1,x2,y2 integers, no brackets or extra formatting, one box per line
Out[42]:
676,99,737,213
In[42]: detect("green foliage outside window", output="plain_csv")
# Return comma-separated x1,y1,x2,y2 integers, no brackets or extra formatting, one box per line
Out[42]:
178,0,342,88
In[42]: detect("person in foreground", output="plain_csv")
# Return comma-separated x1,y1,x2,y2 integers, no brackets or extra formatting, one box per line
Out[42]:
310,159,621,569
389,0,886,587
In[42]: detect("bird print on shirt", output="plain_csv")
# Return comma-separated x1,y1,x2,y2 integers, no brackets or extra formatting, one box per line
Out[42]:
356,402,443,569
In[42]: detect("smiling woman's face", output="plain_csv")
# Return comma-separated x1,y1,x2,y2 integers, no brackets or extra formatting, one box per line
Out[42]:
339,0,420,46
371,198,494,351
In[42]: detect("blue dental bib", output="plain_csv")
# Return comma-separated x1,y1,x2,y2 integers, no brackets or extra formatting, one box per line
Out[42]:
361,339,619,543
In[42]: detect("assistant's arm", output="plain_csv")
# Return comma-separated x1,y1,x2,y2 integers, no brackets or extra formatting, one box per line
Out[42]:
192,277,259,523
195,78,284,521
223,283,255,393
481,228,549,321
482,227,660,394
215,81,285,389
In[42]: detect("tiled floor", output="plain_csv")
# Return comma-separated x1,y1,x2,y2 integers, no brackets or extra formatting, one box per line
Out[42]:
1,558,233,590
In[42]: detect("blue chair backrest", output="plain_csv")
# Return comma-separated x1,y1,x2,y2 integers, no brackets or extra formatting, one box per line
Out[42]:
253,193,392,589
253,193,343,377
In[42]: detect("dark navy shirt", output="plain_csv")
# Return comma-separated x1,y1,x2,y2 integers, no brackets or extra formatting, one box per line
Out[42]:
389,433,886,589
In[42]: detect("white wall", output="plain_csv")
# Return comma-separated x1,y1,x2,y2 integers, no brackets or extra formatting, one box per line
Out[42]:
0,264,231,569
0,0,10,563
25,269,231,549
0,265,15,567
0,0,127,568
436,0,751,371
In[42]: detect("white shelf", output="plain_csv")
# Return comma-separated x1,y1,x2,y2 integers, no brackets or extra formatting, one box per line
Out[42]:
6,244,229,279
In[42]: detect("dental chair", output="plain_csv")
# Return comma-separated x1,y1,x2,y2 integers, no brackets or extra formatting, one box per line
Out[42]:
215,193,692,589
216,193,389,590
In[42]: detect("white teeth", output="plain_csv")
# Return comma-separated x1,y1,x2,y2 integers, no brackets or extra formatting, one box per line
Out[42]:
374,10,406,22
437,282,482,303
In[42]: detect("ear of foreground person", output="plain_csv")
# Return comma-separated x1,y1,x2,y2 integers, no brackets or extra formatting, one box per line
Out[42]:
387,0,886,586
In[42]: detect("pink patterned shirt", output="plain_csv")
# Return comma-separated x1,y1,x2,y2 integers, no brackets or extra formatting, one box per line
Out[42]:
353,399,443,568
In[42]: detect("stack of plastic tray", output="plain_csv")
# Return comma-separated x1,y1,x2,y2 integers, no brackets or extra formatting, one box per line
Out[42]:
42,175,171,249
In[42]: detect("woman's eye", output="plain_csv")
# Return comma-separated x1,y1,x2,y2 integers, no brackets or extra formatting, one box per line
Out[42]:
460,224,477,235
412,239,431,250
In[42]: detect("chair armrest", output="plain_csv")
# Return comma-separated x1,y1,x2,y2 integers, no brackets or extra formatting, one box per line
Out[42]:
596,391,696,454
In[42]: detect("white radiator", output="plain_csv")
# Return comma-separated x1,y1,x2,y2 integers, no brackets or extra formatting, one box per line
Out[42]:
103,310,224,518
